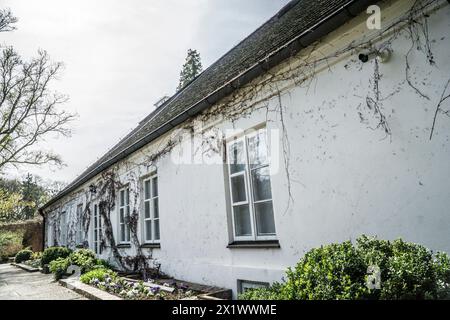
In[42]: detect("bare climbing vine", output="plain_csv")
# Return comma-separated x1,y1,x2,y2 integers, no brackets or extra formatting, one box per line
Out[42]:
430,77,450,140
45,0,448,275
365,59,392,140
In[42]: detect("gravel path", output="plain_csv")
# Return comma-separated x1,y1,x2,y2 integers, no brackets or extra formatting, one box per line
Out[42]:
0,263,86,300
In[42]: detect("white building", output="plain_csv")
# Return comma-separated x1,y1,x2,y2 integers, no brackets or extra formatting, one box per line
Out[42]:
41,0,450,297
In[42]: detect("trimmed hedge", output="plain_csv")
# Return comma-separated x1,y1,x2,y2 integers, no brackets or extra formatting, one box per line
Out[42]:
14,249,33,263
239,235,450,300
41,247,72,267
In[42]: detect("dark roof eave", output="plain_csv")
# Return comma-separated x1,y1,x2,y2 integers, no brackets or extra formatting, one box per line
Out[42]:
40,0,376,212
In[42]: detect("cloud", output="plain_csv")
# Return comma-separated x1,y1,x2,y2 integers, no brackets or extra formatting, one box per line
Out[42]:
1,0,289,182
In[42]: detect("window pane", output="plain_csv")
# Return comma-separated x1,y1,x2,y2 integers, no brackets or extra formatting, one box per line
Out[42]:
126,189,130,205
251,166,272,201
231,174,247,203
255,201,276,235
119,209,124,222
154,220,160,240
145,220,152,241
152,177,158,197
233,204,252,236
144,180,151,200
120,225,125,242
248,130,268,168
153,198,159,219
229,140,245,174
120,190,124,206
144,201,150,219
126,226,130,242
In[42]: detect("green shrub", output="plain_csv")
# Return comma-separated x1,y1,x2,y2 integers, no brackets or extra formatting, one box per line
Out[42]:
41,247,72,267
239,235,450,300
80,268,118,284
96,258,114,270
239,283,284,300
0,231,23,262
71,248,95,260
69,249,96,273
46,248,114,279
14,249,33,263
49,257,71,280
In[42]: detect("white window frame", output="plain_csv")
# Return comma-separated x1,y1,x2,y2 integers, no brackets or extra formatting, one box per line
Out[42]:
142,174,160,244
76,204,83,245
118,187,131,244
238,280,269,294
92,203,102,254
226,127,277,242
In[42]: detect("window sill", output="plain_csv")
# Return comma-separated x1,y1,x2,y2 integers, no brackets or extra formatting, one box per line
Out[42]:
117,243,131,248
227,240,280,249
140,243,161,249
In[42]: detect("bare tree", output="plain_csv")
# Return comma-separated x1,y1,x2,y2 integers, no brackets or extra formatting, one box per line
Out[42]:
0,9,17,33
0,8,75,173
0,47,75,172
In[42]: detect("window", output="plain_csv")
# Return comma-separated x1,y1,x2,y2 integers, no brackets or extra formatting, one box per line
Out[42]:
238,280,269,294
118,187,131,243
142,175,160,243
60,211,67,245
47,223,53,247
93,204,102,254
76,204,83,245
226,128,276,241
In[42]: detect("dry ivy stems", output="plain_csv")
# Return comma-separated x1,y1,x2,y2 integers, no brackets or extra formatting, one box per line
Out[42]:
52,0,448,275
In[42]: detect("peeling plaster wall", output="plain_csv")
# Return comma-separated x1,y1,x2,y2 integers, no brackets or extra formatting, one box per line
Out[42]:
44,0,450,297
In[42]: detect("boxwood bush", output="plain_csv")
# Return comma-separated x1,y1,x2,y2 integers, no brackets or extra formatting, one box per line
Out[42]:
41,247,72,267
14,249,33,263
239,235,450,300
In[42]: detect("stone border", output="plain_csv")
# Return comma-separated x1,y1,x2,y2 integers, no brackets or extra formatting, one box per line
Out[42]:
10,262,40,273
59,278,122,300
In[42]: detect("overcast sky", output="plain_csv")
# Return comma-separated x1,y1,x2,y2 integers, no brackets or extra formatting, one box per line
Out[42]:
1,0,290,183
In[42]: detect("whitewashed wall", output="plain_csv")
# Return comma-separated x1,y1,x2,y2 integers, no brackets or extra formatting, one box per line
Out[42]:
44,0,450,297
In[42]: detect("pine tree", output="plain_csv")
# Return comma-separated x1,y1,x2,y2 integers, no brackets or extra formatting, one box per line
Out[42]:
177,49,203,91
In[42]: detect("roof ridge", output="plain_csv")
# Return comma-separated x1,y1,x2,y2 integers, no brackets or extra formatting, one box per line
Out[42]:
43,0,369,209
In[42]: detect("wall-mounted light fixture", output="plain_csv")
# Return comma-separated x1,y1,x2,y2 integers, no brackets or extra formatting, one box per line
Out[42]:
358,47,392,64
89,184,97,194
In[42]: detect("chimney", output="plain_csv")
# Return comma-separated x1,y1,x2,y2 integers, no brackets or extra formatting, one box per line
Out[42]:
154,95,170,109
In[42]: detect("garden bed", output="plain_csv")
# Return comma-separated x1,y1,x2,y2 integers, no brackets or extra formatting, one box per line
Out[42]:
82,269,231,300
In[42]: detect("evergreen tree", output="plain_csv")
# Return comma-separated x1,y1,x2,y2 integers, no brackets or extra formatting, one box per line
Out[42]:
21,174,43,219
177,49,203,91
